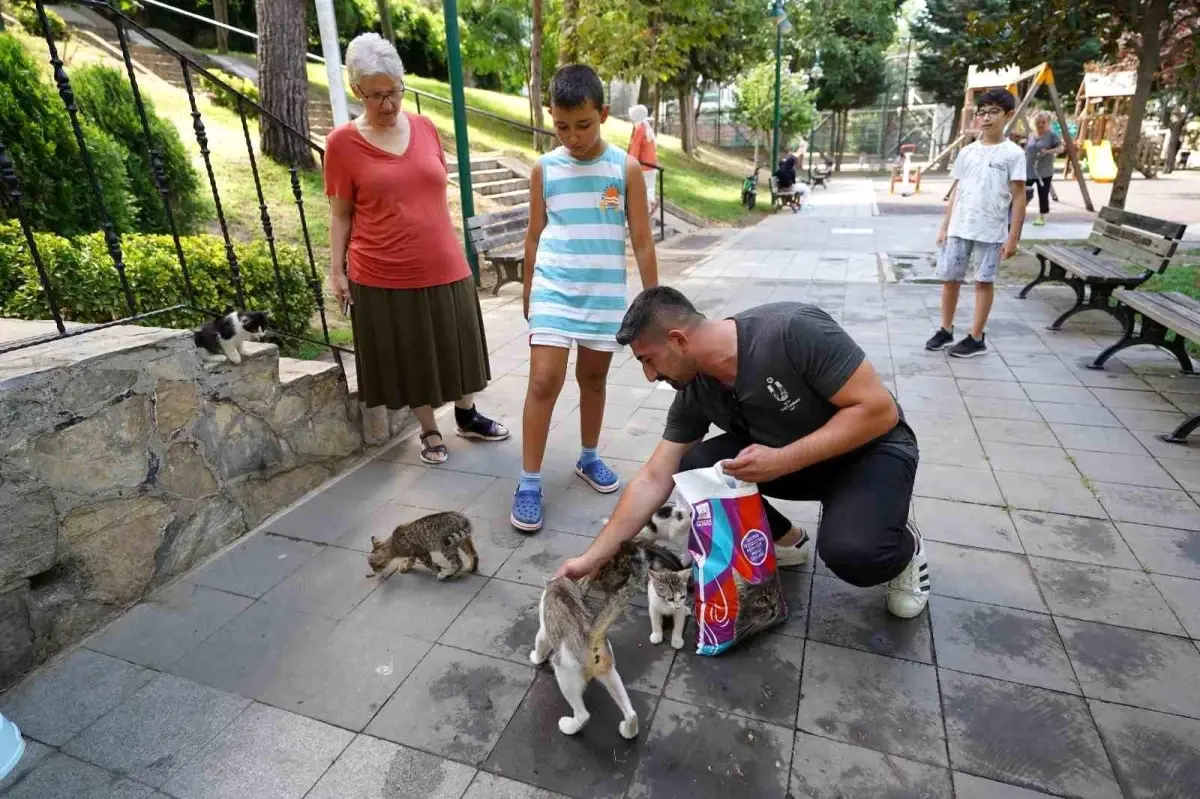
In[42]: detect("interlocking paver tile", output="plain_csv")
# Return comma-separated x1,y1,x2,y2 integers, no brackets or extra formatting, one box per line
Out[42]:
63,674,250,787
1056,618,1200,718
86,582,252,671
307,735,477,799
327,459,424,502
1116,522,1200,578
365,645,534,765
0,737,52,793
924,542,1046,612
956,379,1028,400
1033,401,1121,426
342,569,487,642
0,753,154,799
161,702,353,798
980,441,1076,478
258,545,382,620
463,773,569,798
440,578,543,666
797,641,945,766
913,497,1022,553
939,670,1120,798
974,418,1057,447
914,464,1003,506
1009,511,1139,569
663,632,803,726
952,771,1059,798
994,472,1107,518
807,575,932,663
1093,482,1200,531
929,596,1077,693
268,488,390,544
916,434,989,469
1150,573,1200,638
1157,456,1200,491
403,469,499,512
0,649,155,747
1088,700,1200,799
1048,423,1148,455
1030,557,1184,634
789,733,952,798
484,671,656,798
495,530,594,586
185,532,321,597
1067,449,1179,489
625,698,793,799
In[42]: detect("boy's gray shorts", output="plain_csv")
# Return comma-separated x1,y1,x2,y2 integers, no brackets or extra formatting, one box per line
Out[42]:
936,237,1002,283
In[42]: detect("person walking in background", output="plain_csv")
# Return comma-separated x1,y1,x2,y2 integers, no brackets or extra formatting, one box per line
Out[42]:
627,104,659,214
925,88,1027,359
512,65,659,533
324,33,509,465
1024,111,1064,227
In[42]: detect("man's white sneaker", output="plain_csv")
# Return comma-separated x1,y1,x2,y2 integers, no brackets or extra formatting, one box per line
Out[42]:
887,521,930,619
775,529,811,568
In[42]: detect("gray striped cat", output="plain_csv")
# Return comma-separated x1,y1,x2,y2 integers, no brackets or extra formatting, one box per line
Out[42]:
367,511,478,580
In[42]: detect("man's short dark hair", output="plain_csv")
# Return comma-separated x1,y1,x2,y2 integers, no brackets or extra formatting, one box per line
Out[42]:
550,64,605,112
976,87,1015,113
616,286,705,346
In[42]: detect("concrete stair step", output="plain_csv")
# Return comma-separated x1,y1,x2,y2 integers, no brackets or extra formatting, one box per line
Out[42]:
476,177,529,196
489,189,531,207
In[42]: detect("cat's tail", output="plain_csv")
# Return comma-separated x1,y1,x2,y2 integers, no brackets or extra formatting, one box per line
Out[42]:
460,537,479,573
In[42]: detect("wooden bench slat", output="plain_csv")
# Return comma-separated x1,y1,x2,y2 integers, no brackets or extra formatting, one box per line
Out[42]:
1099,206,1188,240
1087,232,1170,272
1092,219,1176,257
1033,244,1134,280
1114,289,1200,343
468,217,526,246
475,229,526,252
466,206,531,230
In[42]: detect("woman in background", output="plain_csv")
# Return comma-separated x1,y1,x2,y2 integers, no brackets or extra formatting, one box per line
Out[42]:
1024,111,1064,227
324,33,508,464
627,104,659,214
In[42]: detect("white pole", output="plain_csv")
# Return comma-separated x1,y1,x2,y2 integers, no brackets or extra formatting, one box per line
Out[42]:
313,0,349,126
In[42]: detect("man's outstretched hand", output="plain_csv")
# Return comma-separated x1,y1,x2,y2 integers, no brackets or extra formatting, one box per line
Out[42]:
722,444,789,483
554,552,601,581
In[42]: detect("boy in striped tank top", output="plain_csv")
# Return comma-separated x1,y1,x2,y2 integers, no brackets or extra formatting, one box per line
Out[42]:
511,64,659,532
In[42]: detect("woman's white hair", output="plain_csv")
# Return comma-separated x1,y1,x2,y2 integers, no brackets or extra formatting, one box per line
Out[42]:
344,33,405,86
629,104,655,140
1035,110,1052,122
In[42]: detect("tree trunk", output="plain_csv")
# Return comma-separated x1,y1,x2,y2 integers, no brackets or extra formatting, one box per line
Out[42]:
258,0,314,168
558,0,579,66
1110,1,1166,208
638,76,652,106
678,83,697,154
694,80,706,129
530,0,544,151
375,0,394,43
212,0,229,54
652,82,661,129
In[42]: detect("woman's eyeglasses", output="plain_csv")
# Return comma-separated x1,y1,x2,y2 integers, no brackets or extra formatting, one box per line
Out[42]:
361,87,405,106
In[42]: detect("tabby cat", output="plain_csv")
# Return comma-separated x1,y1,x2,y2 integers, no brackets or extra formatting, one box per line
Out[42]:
647,568,691,649
367,511,478,580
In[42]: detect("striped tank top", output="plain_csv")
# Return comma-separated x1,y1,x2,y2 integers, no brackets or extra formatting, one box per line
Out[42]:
528,144,628,343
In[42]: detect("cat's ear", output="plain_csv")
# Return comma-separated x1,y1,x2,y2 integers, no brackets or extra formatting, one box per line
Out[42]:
676,568,691,579
369,535,380,548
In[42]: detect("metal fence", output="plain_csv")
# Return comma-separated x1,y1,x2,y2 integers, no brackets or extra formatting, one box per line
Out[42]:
1,0,342,367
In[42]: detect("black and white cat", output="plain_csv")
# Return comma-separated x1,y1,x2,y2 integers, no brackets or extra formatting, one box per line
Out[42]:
193,310,269,365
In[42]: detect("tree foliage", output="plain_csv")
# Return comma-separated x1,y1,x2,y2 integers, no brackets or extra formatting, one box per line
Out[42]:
460,0,528,92
732,59,817,161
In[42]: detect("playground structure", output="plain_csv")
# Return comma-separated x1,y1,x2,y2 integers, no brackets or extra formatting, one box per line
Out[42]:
1065,68,1163,181
889,143,923,195
926,62,1094,212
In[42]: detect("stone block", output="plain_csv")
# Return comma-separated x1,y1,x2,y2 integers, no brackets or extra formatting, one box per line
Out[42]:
282,405,362,460
62,496,174,604
231,462,331,527
0,582,33,681
29,394,154,495
0,477,57,586
154,496,246,581
58,367,140,416
153,380,200,436
155,441,217,499
193,402,283,481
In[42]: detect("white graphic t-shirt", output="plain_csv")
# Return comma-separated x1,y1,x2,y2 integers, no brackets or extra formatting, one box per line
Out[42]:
948,140,1027,244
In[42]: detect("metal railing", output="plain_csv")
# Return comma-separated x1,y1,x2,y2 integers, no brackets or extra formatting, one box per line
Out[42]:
1,0,343,370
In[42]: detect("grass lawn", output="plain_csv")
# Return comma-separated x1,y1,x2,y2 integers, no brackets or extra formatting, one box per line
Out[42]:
307,65,756,224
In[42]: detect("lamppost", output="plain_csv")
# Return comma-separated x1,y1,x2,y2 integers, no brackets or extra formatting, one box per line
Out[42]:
806,55,823,180
768,1,793,170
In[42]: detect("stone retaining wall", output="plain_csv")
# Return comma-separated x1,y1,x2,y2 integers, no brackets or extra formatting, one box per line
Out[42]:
0,326,374,688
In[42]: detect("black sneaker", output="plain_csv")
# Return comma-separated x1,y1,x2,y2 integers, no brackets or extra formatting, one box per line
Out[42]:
925,328,954,351
949,333,988,358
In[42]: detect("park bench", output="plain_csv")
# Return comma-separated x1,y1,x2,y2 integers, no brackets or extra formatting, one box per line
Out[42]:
466,206,529,296
1017,206,1188,331
770,176,803,212
811,163,831,188
1089,288,1200,443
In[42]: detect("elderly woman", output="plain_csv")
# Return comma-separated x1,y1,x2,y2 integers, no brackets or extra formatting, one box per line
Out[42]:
1024,111,1065,227
627,104,658,212
324,33,508,464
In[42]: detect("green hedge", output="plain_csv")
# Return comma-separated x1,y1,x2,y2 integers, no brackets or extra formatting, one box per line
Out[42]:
0,33,136,235
71,65,207,235
203,70,260,119
15,4,69,42
0,221,316,339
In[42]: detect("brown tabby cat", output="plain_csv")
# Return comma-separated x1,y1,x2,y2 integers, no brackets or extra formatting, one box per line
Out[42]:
367,511,478,580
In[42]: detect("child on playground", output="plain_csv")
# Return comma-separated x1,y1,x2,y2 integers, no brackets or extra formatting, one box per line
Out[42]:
926,87,1027,359
511,64,659,532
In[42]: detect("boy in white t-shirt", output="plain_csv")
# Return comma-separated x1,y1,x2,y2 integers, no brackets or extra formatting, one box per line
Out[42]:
926,88,1027,358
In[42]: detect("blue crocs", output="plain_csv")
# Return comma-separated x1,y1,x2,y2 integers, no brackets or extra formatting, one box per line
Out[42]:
510,487,544,532
576,457,620,494
0,712,25,782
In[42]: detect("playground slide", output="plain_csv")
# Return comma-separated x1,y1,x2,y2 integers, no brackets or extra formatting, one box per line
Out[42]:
1084,140,1118,183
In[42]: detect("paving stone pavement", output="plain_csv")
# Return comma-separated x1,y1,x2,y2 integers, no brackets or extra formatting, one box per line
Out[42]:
4,188,1200,798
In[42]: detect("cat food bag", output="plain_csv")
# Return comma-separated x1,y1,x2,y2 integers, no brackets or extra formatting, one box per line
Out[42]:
672,463,788,655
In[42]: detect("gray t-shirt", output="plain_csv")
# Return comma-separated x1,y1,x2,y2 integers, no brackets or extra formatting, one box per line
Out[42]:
663,303,917,460
1025,131,1062,179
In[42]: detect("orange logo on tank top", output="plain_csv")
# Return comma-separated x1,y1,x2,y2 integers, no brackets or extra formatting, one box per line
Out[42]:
600,184,621,209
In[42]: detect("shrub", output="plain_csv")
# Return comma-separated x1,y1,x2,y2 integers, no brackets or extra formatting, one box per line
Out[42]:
15,5,69,42
203,70,260,119
0,224,316,339
0,33,136,235
71,64,208,235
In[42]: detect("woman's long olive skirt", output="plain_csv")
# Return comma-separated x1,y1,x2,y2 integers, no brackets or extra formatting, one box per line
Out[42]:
350,276,490,410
